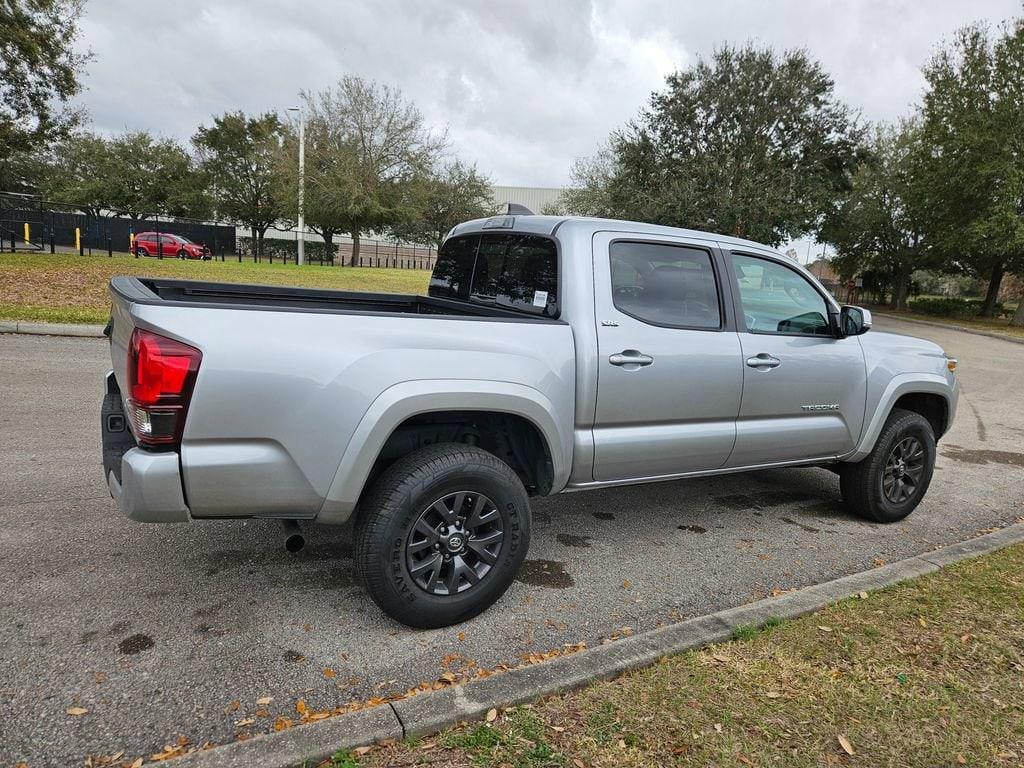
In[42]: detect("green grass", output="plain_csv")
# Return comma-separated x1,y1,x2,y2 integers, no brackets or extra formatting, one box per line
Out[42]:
0,251,430,325
344,543,1024,767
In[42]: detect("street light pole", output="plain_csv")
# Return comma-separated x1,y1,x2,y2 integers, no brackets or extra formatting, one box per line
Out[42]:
288,106,305,266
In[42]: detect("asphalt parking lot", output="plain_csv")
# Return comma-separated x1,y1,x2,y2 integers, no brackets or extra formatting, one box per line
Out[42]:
2,317,1023,767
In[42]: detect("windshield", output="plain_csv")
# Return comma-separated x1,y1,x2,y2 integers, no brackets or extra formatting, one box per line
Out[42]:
429,233,558,317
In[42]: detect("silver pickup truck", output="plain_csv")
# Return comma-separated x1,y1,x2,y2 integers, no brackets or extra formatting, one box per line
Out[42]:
102,214,958,628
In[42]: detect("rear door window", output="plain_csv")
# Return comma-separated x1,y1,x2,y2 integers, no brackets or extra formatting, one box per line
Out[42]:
609,241,721,329
430,233,558,316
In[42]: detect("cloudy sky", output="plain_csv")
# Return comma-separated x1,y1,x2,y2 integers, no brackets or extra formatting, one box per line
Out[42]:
75,0,1020,191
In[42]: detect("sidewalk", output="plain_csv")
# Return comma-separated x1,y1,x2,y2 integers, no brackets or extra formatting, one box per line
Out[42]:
0,319,105,337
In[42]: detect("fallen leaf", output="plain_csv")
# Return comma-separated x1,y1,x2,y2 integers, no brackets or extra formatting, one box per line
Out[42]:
323,668,336,679
837,735,855,755
256,696,273,706
711,654,730,664
457,631,466,641
873,557,887,567
272,716,293,732
295,699,307,715
303,624,313,632
858,591,869,600
66,706,89,716
622,580,632,589
714,723,723,733
486,708,498,722
130,759,143,768
224,700,240,714
234,718,255,727
353,746,372,756
573,760,586,768
765,691,782,699
957,756,967,765
918,617,928,628
818,625,833,633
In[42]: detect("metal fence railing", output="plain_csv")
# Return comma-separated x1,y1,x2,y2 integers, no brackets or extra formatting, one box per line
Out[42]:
0,192,236,256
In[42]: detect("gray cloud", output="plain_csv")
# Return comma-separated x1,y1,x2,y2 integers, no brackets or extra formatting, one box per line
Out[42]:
74,0,1021,186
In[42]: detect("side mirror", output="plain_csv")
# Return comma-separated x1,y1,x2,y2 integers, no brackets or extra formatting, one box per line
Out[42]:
839,305,872,337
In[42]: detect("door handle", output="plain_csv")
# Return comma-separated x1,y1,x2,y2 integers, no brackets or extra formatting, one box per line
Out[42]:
609,350,654,368
746,353,781,370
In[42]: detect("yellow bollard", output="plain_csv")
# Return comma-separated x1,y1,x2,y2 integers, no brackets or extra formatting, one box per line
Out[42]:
24,222,30,245
75,227,81,254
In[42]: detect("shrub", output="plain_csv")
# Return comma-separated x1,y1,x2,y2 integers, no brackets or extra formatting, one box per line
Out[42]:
909,297,1009,319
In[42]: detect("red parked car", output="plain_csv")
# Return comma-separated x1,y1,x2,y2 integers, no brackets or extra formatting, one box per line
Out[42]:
134,232,210,260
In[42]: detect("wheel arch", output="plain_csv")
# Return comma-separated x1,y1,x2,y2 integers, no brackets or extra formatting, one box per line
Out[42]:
318,380,571,524
844,374,955,463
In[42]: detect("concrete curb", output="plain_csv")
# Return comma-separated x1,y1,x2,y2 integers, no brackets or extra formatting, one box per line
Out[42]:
174,521,1024,768
0,320,105,337
874,311,1024,346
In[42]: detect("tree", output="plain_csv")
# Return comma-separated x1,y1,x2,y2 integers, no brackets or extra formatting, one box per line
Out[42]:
916,20,1024,319
298,76,445,265
43,131,210,219
0,0,88,174
103,131,208,219
546,149,617,216
276,115,355,257
391,160,494,248
41,132,110,216
559,44,863,246
194,112,283,254
820,122,932,310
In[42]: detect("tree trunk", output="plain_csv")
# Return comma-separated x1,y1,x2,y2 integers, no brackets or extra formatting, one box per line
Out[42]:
979,262,1005,318
255,226,268,258
321,230,333,264
891,264,912,311
1011,286,1024,327
350,230,361,267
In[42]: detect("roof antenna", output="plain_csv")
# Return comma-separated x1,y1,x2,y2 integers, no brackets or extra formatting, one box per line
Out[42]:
505,203,534,215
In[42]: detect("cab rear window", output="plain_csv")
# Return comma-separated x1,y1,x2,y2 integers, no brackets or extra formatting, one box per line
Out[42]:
429,234,558,317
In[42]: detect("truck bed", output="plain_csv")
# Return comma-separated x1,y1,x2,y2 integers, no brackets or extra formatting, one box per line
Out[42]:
110,277,561,322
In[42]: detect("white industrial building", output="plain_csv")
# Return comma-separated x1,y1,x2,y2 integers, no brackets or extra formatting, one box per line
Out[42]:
490,185,566,215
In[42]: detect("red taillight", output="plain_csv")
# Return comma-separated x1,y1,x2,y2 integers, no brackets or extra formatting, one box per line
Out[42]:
127,329,201,446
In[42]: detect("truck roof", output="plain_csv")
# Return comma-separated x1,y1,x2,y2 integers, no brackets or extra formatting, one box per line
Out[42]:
448,214,782,256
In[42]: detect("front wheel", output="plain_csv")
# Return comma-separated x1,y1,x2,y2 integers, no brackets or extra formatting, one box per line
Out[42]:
354,443,531,628
840,408,936,523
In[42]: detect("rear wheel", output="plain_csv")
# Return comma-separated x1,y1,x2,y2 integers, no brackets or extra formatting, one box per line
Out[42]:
354,443,530,628
177,249,187,260
840,408,936,523
135,246,147,258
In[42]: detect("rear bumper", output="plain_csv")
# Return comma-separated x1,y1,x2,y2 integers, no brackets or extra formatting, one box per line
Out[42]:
108,448,191,523
103,370,190,523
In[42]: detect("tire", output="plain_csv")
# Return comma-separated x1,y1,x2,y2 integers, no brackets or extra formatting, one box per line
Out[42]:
840,408,936,523
177,249,187,260
354,443,531,628
135,247,147,258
